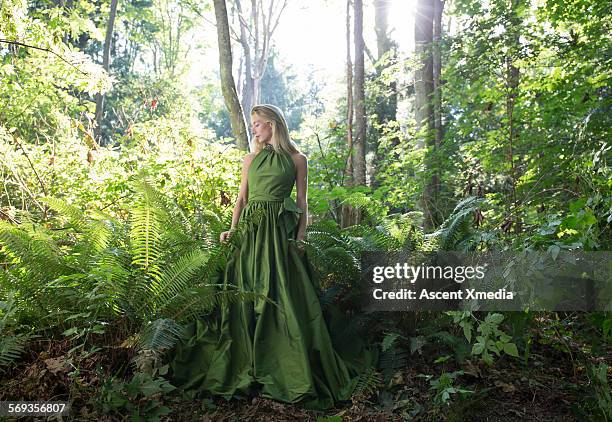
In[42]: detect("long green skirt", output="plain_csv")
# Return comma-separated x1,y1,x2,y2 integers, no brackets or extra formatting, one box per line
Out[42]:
168,199,376,411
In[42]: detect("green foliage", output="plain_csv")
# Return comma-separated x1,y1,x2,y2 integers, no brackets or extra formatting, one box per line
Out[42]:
0,172,270,366
302,215,421,295
420,370,474,405
449,311,519,365
351,366,383,402
427,197,486,250
95,371,176,421
0,0,610,417
0,292,38,371
379,332,409,383
584,362,612,420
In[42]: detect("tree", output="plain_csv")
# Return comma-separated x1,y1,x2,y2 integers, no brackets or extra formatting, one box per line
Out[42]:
151,0,195,77
341,0,354,229
373,0,398,126
233,0,288,125
414,0,440,230
345,0,354,185
433,0,444,152
213,0,249,151
352,0,366,187
94,0,119,145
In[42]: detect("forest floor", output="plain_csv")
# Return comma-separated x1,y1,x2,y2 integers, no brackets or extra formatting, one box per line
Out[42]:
0,324,609,421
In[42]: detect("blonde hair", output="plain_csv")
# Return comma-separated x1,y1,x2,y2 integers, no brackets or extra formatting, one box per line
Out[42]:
250,104,300,155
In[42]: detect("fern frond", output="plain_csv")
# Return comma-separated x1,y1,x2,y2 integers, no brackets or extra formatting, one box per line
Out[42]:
146,249,209,314
381,332,401,352
39,196,88,231
137,318,186,351
351,366,383,401
132,176,194,252
130,204,164,280
380,344,409,382
0,221,68,280
0,333,33,370
167,285,277,323
426,196,485,250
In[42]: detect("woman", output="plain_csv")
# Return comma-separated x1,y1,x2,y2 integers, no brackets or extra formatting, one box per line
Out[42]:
169,104,370,411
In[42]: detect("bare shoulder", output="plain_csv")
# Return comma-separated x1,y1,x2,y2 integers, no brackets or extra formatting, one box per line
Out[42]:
243,152,256,166
291,152,308,169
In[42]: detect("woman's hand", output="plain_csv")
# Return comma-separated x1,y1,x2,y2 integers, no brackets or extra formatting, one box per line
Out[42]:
220,230,233,243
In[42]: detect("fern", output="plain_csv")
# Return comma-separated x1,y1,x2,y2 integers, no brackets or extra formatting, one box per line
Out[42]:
379,343,408,383
0,292,37,371
0,172,294,368
351,366,383,402
0,333,32,370
427,196,485,250
381,332,401,352
130,204,164,280
137,318,186,351
39,196,89,232
145,249,209,315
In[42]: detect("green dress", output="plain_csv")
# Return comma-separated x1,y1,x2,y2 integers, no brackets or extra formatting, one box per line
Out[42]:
169,144,373,410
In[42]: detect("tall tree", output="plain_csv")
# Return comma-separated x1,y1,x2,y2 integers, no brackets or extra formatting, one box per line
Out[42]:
433,0,444,150
345,0,354,185
151,0,195,77
414,0,440,229
373,0,398,125
233,0,287,125
94,0,119,145
352,0,366,187
213,0,249,151
341,0,354,228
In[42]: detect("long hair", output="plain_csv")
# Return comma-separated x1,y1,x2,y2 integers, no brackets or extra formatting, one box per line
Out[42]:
250,104,300,155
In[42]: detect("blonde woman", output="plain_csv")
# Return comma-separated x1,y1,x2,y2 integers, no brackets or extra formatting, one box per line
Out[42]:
170,104,364,410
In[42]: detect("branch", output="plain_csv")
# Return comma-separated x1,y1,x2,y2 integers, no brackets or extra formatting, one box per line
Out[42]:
364,43,376,66
0,208,20,225
269,0,287,36
0,39,88,75
9,135,48,198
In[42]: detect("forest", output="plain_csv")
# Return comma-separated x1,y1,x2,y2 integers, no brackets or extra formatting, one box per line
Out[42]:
0,0,610,420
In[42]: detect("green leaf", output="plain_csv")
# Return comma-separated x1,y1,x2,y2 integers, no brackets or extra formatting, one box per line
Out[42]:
569,198,586,213
548,244,560,260
472,341,485,355
461,321,473,343
62,327,79,337
503,343,519,357
485,313,504,325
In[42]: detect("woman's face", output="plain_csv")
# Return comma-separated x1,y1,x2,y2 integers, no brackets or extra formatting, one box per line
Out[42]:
251,113,273,143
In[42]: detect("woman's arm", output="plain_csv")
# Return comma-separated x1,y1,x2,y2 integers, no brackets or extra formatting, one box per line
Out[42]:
220,153,254,242
294,153,308,242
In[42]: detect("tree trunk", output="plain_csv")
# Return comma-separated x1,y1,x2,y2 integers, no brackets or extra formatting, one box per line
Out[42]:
341,0,354,228
236,0,254,124
94,0,118,145
234,0,287,125
213,0,249,151
352,0,366,187
415,0,439,230
374,0,398,125
433,0,444,149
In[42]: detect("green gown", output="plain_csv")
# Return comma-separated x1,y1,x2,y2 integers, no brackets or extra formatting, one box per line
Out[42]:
168,144,373,410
